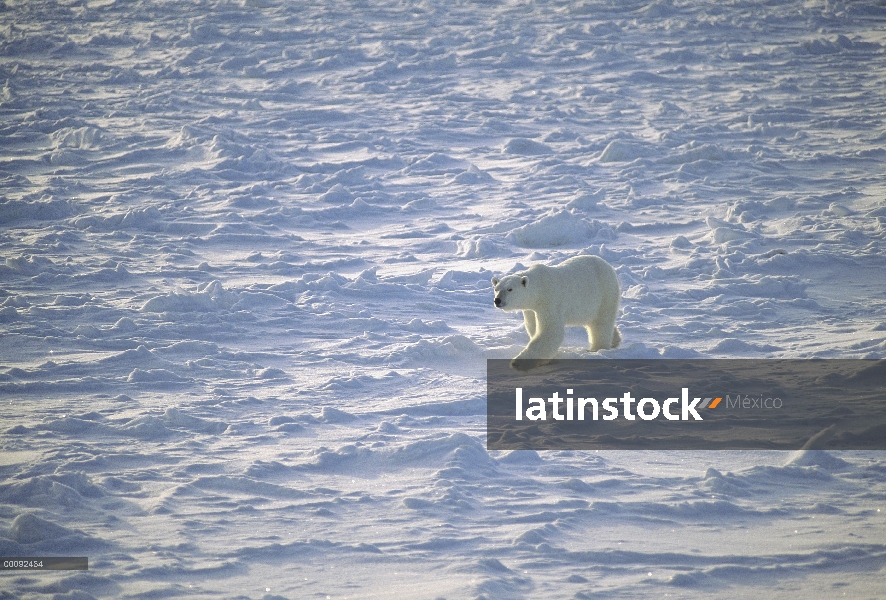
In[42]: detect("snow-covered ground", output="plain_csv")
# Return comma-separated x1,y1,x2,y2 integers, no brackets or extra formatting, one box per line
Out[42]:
2,0,886,597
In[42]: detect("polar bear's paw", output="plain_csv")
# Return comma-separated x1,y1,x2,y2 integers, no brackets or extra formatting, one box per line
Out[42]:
510,357,547,371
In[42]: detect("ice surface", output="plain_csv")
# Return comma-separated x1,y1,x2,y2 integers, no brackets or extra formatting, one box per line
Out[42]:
1,0,886,598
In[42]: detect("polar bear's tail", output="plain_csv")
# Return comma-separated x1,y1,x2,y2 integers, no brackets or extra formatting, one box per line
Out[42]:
612,326,621,348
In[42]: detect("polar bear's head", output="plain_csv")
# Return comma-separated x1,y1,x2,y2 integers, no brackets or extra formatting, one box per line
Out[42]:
491,274,534,311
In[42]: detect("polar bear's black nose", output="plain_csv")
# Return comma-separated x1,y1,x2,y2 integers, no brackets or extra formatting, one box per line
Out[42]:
494,297,502,307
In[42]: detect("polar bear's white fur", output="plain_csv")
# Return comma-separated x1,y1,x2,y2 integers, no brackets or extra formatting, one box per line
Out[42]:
492,255,621,369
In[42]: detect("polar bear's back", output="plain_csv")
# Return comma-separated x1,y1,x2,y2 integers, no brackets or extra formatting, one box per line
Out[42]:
558,254,614,277
533,255,619,323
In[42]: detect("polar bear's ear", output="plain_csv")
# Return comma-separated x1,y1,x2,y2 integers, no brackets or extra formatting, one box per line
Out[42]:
491,277,499,285
521,276,527,287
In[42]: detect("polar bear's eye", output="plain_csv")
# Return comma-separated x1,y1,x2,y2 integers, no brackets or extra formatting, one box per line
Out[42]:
507,288,512,292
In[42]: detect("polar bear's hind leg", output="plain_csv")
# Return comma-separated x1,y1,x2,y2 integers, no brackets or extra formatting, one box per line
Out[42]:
586,314,619,352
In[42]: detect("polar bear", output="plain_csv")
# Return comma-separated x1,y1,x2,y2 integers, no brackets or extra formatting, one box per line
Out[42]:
492,255,621,370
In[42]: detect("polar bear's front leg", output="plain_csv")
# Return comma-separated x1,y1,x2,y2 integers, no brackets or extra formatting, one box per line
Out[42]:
511,316,565,371
522,309,538,339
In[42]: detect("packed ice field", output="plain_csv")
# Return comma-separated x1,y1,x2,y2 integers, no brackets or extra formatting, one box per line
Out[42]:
2,0,886,598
